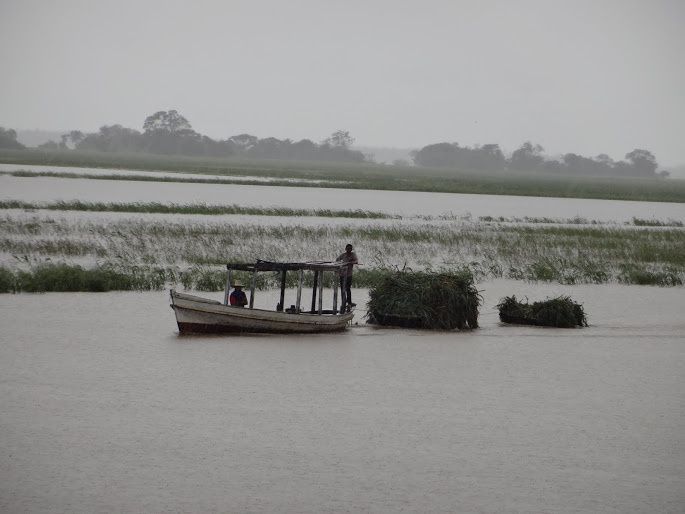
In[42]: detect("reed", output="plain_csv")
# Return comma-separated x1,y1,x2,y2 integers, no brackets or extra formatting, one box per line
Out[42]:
366,269,480,330
6,263,167,292
632,217,684,227
0,200,393,219
2,213,683,288
0,266,14,293
497,295,587,328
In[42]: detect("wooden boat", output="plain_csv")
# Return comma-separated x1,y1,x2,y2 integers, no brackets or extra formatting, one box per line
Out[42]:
170,260,354,334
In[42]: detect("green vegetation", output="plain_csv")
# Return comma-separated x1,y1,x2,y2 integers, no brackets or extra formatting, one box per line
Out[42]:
1,214,683,289
3,149,685,202
480,215,684,227
497,295,587,328
632,217,684,227
479,215,602,225
0,263,167,292
366,269,480,329
0,200,393,219
0,170,349,188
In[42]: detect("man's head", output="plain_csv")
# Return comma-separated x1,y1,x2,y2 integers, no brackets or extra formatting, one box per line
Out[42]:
233,281,243,289
345,244,353,254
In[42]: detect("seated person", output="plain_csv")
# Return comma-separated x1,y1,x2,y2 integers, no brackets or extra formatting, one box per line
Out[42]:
229,281,248,307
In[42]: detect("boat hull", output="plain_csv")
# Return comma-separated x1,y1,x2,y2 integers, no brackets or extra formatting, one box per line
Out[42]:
170,290,354,334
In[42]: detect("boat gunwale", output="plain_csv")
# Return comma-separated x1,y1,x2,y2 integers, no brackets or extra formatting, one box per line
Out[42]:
170,290,354,326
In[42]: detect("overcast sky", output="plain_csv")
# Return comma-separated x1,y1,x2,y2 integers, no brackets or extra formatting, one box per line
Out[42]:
1,0,684,164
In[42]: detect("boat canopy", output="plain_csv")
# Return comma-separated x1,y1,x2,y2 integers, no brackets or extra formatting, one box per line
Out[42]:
223,259,350,314
226,260,346,272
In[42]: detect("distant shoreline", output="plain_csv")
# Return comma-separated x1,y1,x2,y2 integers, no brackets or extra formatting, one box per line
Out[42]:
2,149,684,203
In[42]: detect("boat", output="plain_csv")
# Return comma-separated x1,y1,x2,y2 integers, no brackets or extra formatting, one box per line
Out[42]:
170,260,354,334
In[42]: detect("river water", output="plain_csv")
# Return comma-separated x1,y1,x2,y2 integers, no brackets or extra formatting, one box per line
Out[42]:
1,281,683,513
2,174,685,222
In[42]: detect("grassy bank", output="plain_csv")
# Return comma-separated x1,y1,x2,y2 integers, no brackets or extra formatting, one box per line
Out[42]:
2,200,682,226
0,200,394,219
0,170,349,188
2,149,685,202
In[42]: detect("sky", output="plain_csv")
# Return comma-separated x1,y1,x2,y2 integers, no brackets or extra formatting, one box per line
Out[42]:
1,0,684,165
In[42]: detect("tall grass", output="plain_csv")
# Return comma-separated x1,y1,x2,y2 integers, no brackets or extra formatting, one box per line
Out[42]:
2,214,684,289
2,263,167,292
632,217,684,227
0,200,393,219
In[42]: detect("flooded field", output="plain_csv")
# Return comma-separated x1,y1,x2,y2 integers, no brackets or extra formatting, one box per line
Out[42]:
1,281,683,512
1,162,684,512
3,174,685,221
0,163,346,185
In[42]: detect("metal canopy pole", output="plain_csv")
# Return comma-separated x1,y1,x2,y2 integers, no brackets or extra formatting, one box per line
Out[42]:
278,269,287,311
249,270,256,309
318,271,324,314
311,271,318,313
332,272,338,314
224,270,232,306
295,269,303,312
339,273,346,311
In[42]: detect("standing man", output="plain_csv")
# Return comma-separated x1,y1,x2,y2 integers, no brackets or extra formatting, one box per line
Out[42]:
336,243,358,311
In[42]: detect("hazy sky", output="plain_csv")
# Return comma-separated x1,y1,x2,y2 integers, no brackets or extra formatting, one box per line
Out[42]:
1,0,684,164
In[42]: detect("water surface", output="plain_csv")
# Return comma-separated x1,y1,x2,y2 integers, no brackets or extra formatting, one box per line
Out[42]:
1,281,683,512
2,175,684,221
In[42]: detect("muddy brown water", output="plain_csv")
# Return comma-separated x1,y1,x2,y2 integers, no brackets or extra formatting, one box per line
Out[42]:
1,281,683,512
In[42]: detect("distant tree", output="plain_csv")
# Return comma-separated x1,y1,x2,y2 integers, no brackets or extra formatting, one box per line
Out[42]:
229,133,258,151
290,138,318,160
69,130,85,146
247,137,285,158
412,142,505,171
76,125,143,153
143,110,192,133
324,130,354,148
478,144,507,171
624,149,658,177
509,142,545,171
0,127,25,149
392,159,411,167
58,130,85,149
595,153,614,166
37,140,60,150
412,142,457,167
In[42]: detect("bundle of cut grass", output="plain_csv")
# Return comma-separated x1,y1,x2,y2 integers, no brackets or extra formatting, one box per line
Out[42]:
497,295,587,328
366,270,480,330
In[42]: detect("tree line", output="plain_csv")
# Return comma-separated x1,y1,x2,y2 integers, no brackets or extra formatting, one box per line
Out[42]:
1,110,366,164
411,141,668,178
0,111,670,177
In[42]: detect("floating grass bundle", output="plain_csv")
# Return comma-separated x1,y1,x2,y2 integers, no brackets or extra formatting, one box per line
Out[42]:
366,270,480,330
497,295,587,328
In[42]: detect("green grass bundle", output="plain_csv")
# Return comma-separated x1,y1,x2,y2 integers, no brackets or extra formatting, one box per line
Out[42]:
366,270,480,330
497,295,587,328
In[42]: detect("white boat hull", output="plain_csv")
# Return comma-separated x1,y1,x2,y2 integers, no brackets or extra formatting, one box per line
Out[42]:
170,290,354,334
